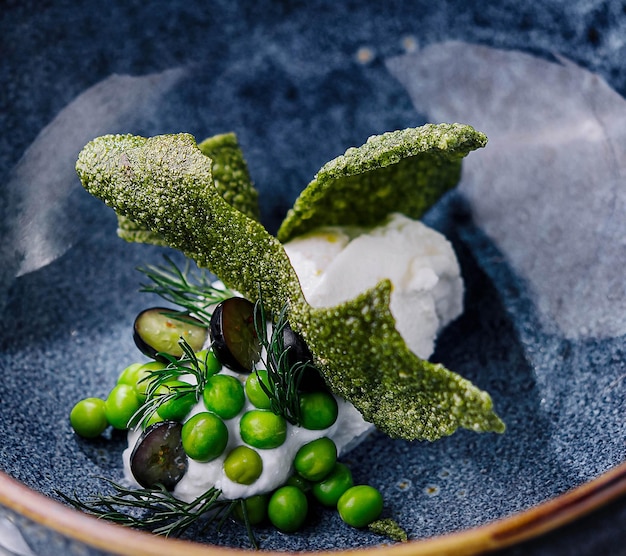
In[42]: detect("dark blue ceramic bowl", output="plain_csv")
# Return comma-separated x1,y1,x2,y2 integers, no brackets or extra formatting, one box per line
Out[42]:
1,2,625,555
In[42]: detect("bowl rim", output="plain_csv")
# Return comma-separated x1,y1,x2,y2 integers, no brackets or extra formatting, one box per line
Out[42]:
1,461,625,556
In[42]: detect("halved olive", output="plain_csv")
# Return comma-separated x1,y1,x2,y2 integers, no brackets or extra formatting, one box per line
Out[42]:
282,323,312,367
133,307,208,360
130,420,188,490
283,323,326,392
210,297,261,373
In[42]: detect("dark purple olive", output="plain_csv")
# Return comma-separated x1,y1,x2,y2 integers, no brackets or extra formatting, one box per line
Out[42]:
133,307,208,360
209,297,261,373
283,323,327,392
130,421,188,490
282,323,313,367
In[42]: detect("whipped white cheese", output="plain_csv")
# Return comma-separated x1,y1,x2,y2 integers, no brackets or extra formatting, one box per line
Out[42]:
123,213,464,500
284,212,464,359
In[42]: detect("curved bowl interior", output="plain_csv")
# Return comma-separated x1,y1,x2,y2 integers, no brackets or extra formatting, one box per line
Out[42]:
1,2,625,555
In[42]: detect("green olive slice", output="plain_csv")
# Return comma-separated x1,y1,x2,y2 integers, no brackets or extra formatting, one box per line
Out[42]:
133,307,208,360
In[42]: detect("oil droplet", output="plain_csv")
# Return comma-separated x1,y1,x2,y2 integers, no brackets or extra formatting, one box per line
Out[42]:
356,46,375,65
424,484,440,497
402,35,418,53
395,478,412,492
438,468,451,479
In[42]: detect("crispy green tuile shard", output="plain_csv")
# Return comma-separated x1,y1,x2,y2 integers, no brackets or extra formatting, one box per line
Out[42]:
116,214,169,246
368,518,408,542
277,123,487,242
116,132,258,245
290,281,505,440
76,133,299,314
76,127,505,441
197,132,260,221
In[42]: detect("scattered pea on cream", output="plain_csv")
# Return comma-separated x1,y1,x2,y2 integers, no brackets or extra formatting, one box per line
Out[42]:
123,366,374,501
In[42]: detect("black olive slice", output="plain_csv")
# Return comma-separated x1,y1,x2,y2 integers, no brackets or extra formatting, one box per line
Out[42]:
282,323,313,367
130,421,188,490
133,307,208,360
283,323,327,392
209,297,261,373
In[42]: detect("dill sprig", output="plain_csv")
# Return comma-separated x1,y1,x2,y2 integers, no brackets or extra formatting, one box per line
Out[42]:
138,255,235,325
132,338,209,429
133,257,314,428
254,298,316,426
57,480,258,548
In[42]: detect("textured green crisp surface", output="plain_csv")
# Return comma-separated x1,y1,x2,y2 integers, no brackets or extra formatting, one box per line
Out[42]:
76,133,300,314
368,518,408,542
290,281,504,440
116,213,169,245
76,128,504,441
116,132,258,245
198,132,259,221
277,123,487,242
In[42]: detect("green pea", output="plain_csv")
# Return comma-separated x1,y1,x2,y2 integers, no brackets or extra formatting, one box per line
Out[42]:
244,370,272,409
233,494,268,525
143,411,164,428
299,391,338,430
135,362,168,401
155,380,196,421
240,410,287,449
267,486,308,533
223,446,263,485
202,374,245,419
105,384,141,430
285,474,311,493
311,462,353,507
195,349,221,377
118,361,166,401
117,362,144,385
70,397,108,438
293,437,337,482
181,412,228,462
337,485,383,528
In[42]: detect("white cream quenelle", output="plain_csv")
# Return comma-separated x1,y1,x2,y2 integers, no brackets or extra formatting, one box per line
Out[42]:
284,212,464,359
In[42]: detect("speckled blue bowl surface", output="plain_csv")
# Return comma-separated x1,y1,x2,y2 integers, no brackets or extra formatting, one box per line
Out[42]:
1,2,625,555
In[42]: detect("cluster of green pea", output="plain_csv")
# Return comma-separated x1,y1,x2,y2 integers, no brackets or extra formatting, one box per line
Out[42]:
69,356,196,439
239,446,384,533
70,349,383,533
